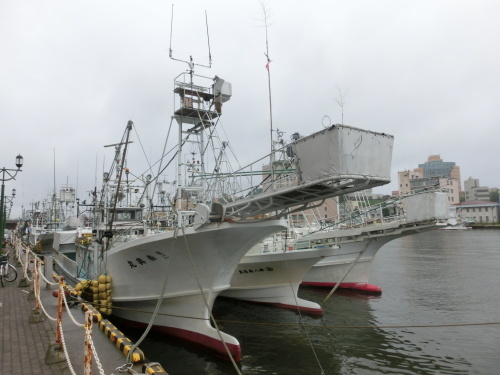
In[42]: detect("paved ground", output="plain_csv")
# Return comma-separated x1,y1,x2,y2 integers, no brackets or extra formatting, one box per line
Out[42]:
0,248,146,375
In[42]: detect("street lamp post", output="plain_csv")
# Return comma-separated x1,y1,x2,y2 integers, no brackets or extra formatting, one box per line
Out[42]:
3,189,17,220
0,155,23,247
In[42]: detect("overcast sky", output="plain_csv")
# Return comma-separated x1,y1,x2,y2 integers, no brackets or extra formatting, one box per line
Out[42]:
1,0,499,218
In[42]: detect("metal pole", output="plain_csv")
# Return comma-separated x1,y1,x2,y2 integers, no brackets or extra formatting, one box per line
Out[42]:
0,176,5,247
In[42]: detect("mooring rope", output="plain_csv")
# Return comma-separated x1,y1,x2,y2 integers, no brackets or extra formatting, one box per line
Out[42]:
179,224,244,375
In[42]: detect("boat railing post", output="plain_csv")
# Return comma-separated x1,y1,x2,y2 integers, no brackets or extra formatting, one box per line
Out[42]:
45,276,66,364
56,277,64,343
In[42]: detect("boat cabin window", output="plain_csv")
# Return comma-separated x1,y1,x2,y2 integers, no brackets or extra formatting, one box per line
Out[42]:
113,209,143,221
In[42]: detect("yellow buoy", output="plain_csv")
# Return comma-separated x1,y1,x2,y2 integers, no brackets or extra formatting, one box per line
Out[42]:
98,275,107,284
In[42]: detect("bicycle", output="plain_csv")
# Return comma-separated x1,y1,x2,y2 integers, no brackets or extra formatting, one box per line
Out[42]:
0,251,17,287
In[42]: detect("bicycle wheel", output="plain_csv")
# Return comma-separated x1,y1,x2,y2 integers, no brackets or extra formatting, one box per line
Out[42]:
4,264,17,282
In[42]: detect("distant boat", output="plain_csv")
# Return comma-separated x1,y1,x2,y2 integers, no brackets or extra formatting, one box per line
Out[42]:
300,190,450,292
220,240,337,314
435,206,473,230
435,223,472,230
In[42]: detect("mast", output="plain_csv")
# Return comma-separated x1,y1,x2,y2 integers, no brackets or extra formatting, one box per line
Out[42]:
260,2,275,191
169,6,230,225
105,121,133,249
52,148,58,226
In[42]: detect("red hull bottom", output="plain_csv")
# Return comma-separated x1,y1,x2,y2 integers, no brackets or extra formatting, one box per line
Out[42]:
110,315,242,361
301,281,382,293
228,299,323,316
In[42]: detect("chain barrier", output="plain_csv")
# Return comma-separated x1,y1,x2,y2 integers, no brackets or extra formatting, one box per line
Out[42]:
59,311,80,375
23,244,32,282
38,262,58,286
86,326,106,375
113,364,133,374
11,231,154,375
61,283,85,328
84,312,93,375
33,281,58,321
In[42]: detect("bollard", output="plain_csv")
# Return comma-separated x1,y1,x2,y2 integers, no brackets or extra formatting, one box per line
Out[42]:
27,257,37,300
29,307,46,323
84,311,93,375
18,248,31,287
45,277,66,364
29,258,46,322
14,239,22,267
44,255,53,290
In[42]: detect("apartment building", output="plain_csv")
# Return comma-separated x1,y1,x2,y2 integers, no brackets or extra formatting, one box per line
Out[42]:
463,177,490,201
397,155,461,203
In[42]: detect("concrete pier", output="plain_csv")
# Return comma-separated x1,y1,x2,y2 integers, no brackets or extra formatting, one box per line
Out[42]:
0,248,152,374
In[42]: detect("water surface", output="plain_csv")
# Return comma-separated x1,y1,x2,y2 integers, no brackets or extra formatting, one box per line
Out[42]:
117,230,500,374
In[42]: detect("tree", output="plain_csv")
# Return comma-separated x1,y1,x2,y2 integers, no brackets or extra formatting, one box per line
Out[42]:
490,190,499,202
334,85,348,124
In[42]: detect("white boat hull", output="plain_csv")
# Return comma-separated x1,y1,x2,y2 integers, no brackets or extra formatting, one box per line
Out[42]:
302,223,441,292
55,219,286,360
302,237,393,292
220,247,337,314
302,190,450,292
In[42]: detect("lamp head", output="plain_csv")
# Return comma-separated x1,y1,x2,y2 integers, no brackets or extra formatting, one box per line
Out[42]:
16,154,23,169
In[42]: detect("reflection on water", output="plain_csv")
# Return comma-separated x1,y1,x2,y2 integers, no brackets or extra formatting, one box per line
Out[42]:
115,230,500,374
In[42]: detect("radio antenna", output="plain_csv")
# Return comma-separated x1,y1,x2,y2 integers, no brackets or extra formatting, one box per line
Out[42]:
205,10,212,65
168,5,213,73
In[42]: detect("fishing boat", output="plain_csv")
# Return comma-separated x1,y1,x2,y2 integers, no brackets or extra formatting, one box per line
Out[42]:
28,204,60,253
53,60,395,360
220,237,337,315
300,189,450,292
435,206,473,230
28,184,77,254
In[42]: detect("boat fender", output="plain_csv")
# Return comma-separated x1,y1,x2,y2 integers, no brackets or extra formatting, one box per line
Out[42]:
81,302,102,322
99,319,145,363
142,362,168,375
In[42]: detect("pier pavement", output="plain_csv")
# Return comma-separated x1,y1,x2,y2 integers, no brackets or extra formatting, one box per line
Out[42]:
0,247,146,375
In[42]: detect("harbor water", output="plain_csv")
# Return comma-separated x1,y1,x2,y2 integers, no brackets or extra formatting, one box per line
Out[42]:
116,230,500,374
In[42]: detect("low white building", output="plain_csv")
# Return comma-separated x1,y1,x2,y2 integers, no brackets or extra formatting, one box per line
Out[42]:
453,200,500,224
